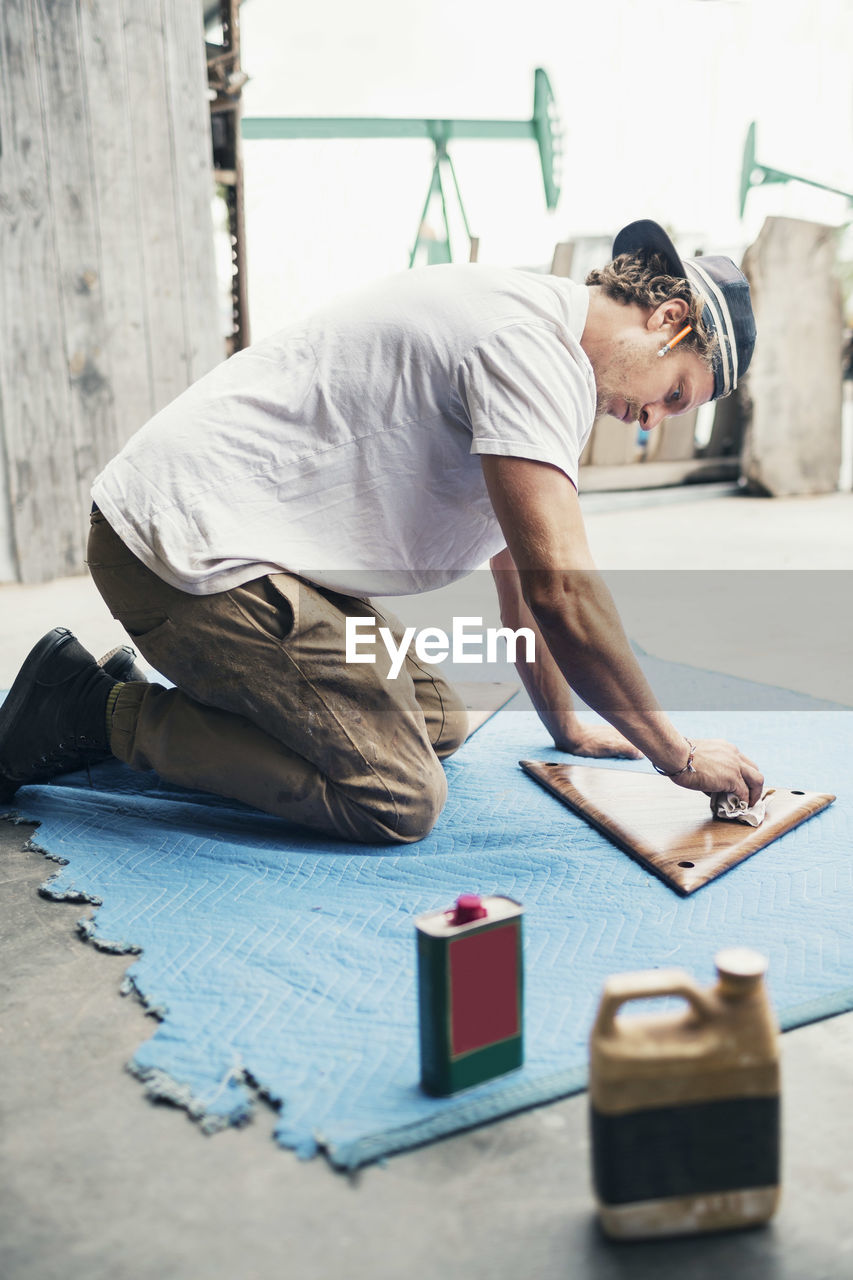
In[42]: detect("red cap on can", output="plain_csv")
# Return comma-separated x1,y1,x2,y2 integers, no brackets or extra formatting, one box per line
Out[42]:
453,893,488,925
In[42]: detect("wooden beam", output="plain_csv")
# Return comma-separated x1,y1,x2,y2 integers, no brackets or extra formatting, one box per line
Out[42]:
0,0,80,580
164,0,223,381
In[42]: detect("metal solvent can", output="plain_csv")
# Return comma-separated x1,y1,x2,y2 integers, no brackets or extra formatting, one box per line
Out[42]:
589,948,781,1240
415,893,523,1096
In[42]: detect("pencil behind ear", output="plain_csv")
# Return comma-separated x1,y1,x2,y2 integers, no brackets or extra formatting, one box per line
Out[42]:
658,323,693,358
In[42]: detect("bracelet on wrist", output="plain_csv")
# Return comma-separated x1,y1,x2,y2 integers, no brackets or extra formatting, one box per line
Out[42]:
652,738,696,778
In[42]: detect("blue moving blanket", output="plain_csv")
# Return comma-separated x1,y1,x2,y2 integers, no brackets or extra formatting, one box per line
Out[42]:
8,701,852,1169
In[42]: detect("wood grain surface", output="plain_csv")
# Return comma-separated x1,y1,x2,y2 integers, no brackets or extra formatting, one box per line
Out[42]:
0,0,221,582
458,683,518,738
519,761,836,895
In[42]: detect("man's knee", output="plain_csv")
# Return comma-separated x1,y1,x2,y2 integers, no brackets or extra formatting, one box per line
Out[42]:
391,760,448,842
354,756,447,845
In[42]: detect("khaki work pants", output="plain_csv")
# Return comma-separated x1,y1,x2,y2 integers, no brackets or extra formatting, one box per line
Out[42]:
86,511,468,843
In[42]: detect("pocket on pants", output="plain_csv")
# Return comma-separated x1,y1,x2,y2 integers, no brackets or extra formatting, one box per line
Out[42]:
123,612,172,643
268,574,300,634
230,574,298,643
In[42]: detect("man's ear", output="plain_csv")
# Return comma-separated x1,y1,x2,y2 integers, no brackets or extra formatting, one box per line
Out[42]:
647,298,690,333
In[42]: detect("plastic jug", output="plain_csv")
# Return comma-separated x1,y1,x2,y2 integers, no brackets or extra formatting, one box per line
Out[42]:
589,948,780,1239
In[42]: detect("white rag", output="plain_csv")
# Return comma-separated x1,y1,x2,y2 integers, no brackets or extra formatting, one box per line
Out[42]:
714,793,767,827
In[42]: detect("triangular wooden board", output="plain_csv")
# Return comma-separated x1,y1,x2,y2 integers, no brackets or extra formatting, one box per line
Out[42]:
458,682,518,738
519,761,836,895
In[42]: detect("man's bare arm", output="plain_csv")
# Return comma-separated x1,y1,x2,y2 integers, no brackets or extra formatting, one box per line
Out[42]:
490,546,641,759
481,455,764,805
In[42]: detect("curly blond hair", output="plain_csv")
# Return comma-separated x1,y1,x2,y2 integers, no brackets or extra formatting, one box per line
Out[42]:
586,251,718,371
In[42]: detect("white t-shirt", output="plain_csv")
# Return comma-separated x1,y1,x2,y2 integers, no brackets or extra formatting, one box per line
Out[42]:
92,263,595,597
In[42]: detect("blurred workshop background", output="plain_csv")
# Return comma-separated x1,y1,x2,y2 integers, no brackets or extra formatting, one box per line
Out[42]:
0,0,851,588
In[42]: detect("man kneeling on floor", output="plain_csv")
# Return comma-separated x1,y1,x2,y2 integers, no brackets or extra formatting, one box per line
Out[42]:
0,219,764,843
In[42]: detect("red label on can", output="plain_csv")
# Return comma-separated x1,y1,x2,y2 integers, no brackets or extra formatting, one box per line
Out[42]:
448,922,520,1057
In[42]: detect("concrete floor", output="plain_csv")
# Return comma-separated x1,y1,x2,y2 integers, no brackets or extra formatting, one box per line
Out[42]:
2,488,852,1280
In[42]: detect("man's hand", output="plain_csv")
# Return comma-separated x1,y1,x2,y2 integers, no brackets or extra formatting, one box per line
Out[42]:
554,724,643,760
665,738,764,808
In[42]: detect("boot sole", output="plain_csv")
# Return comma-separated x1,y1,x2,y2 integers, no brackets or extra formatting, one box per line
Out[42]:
99,644,148,683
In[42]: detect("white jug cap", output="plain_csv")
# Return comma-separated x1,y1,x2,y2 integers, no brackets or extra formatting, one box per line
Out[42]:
715,947,769,982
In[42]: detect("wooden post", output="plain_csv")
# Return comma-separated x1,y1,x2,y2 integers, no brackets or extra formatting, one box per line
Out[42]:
740,217,843,495
0,0,221,582
550,241,574,277
32,0,117,540
79,0,158,447
0,0,81,579
165,0,225,380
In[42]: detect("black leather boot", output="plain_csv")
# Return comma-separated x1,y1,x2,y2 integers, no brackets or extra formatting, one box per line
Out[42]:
0,628,118,801
98,644,148,683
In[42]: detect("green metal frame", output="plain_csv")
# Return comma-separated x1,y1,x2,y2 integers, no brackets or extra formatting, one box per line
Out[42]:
739,121,853,218
242,68,563,264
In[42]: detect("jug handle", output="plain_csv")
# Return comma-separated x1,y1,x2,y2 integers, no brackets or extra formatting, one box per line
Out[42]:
596,968,714,1034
